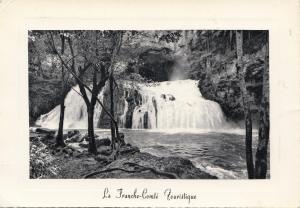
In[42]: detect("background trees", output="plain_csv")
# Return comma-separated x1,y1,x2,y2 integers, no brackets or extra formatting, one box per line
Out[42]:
236,30,255,178
235,30,269,179
254,32,269,179
46,31,123,154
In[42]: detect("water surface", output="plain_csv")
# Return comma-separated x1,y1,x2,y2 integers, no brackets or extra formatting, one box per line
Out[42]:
94,128,264,179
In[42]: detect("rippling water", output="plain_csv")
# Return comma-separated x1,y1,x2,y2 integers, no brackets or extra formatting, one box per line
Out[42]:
121,129,256,179
93,128,268,179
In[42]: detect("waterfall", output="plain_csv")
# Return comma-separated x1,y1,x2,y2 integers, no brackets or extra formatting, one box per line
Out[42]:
36,80,229,131
36,85,104,129
131,79,228,130
119,96,129,128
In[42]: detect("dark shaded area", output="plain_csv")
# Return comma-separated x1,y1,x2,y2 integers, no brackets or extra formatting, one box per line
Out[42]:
138,48,175,81
29,73,63,125
193,31,268,122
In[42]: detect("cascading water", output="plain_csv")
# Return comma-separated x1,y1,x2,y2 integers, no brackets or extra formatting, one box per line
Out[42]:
36,85,104,129
36,80,229,131
119,93,129,128
131,79,228,130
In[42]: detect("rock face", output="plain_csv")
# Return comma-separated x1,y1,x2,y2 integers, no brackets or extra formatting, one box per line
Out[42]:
195,51,266,122
183,31,268,122
29,72,75,126
138,48,175,81
99,83,143,129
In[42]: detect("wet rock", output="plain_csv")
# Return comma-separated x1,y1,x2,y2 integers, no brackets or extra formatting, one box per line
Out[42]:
98,146,112,156
95,138,111,147
143,112,148,129
79,140,89,148
62,147,73,156
80,134,88,142
80,134,98,142
167,94,176,101
29,134,40,142
66,133,81,143
67,130,80,138
39,134,56,145
119,145,140,156
35,128,56,135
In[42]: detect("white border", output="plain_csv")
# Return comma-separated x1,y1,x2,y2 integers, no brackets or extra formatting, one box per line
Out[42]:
0,0,299,207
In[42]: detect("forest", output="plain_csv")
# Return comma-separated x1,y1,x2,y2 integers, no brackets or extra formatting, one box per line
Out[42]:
29,30,269,179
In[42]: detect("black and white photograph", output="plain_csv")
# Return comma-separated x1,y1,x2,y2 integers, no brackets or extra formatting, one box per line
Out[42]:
1,0,300,206
29,30,270,180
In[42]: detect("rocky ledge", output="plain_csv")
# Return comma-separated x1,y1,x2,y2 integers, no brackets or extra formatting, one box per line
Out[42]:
30,128,217,179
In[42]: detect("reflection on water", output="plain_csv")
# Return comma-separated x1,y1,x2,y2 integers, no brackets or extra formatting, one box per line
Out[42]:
92,128,268,179
94,128,262,179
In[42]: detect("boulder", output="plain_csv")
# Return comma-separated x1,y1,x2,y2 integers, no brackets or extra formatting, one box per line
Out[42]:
119,145,140,156
98,145,112,156
66,133,81,143
67,130,80,138
95,138,111,147
167,94,176,101
79,140,89,148
62,147,73,156
80,134,99,142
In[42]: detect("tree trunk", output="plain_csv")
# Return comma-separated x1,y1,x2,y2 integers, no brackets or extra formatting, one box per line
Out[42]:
87,105,97,154
245,105,254,179
109,75,116,150
56,96,66,147
236,30,255,179
108,32,123,151
56,62,66,147
255,34,269,179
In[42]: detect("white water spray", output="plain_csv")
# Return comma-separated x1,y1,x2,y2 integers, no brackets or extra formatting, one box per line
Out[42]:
131,79,228,130
119,94,129,128
36,85,104,129
36,80,229,131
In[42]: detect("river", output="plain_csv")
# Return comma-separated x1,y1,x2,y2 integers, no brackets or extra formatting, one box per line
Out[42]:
92,128,264,179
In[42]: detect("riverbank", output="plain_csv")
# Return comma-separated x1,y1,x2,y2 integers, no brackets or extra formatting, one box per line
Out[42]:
30,128,217,179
